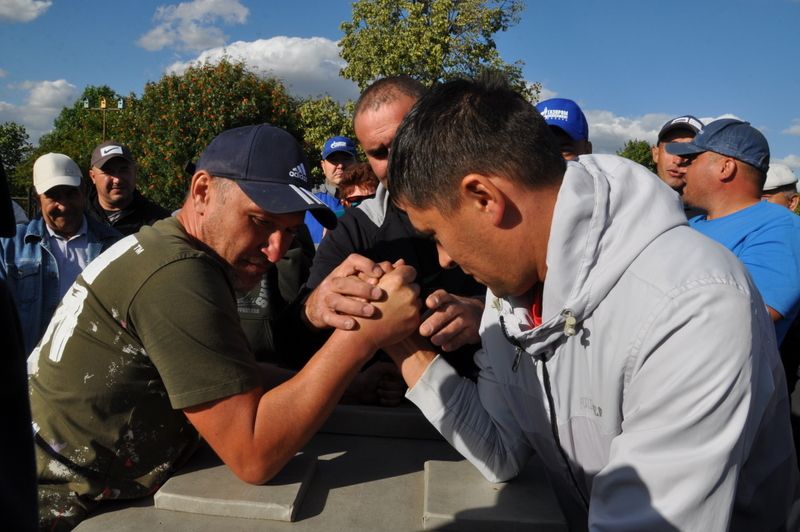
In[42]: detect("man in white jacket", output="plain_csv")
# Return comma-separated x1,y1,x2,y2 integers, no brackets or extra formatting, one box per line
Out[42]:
384,73,798,530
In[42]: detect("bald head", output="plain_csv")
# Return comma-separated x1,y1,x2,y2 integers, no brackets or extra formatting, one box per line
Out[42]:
353,76,426,184
353,76,426,120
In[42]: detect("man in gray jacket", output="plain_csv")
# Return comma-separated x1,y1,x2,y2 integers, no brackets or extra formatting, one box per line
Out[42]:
384,74,797,530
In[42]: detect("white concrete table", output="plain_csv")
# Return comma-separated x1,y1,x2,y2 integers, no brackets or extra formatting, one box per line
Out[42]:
76,404,566,531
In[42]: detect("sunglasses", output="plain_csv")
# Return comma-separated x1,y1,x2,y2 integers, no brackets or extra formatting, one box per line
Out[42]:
342,194,376,208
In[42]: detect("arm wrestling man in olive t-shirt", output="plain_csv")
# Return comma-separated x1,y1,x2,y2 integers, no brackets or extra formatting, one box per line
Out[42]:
28,125,422,530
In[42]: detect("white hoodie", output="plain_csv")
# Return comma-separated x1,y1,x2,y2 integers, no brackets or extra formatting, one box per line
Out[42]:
408,155,797,531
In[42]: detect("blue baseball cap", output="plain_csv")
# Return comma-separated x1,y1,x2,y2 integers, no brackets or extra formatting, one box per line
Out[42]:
321,136,357,160
197,124,337,230
535,98,589,141
665,118,770,174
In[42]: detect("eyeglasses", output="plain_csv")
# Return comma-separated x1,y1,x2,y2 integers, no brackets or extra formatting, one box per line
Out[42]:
342,194,375,208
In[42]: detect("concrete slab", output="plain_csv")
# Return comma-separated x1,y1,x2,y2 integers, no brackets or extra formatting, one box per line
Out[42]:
77,433,464,531
76,405,568,531
154,445,316,522
422,457,567,531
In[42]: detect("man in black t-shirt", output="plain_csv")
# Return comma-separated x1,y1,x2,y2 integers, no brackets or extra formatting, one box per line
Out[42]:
296,77,485,379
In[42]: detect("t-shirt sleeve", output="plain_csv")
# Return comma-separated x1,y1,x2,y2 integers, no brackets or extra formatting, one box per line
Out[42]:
739,220,800,318
130,257,261,410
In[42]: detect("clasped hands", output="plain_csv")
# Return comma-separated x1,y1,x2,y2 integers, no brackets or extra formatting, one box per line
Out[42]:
304,253,483,352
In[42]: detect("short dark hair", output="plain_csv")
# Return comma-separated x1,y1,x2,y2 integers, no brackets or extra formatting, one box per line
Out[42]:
353,76,427,120
388,72,565,212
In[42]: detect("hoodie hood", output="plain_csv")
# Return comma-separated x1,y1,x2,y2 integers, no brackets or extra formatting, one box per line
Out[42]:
500,154,688,353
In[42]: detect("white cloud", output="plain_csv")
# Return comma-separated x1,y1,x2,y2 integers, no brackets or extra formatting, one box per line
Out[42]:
166,36,360,102
783,119,800,136
585,110,740,154
536,85,558,102
0,79,78,142
137,0,248,52
0,68,8,78
0,0,51,22
775,154,800,171
584,110,671,154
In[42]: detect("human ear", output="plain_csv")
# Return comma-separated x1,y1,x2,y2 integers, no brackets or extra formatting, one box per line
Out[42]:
789,194,800,213
719,157,736,181
460,174,505,227
191,171,212,214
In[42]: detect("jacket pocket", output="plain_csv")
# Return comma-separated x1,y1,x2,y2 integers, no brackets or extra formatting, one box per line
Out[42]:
8,261,41,306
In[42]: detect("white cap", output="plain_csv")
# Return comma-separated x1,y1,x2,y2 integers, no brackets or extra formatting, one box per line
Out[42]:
33,153,82,194
764,163,797,192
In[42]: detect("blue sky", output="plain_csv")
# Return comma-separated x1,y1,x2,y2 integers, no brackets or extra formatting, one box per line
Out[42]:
1,0,798,170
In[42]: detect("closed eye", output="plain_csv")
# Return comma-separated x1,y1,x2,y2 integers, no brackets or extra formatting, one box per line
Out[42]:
251,216,275,230
367,147,389,160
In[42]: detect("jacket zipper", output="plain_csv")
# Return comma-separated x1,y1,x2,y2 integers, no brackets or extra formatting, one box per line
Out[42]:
499,310,589,511
537,352,590,511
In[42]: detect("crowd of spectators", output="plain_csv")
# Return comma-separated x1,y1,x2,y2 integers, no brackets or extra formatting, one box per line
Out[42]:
1,73,798,530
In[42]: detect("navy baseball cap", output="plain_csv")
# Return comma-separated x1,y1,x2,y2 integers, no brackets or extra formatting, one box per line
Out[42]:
656,115,703,144
535,98,589,141
197,124,337,230
665,118,770,174
321,136,357,160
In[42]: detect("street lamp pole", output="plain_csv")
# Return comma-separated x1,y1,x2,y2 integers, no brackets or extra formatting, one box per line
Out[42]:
83,97,124,141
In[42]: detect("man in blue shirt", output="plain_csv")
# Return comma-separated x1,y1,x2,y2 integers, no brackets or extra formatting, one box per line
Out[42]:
0,153,119,353
667,119,800,345
304,136,357,244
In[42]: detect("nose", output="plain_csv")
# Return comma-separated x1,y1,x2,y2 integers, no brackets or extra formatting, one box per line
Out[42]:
372,161,388,183
262,229,294,263
437,243,456,269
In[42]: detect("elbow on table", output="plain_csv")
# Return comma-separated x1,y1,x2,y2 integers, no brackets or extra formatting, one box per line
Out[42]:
472,454,524,484
225,453,290,485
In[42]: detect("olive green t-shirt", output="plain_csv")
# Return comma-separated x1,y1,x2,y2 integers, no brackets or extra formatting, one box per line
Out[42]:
29,217,260,500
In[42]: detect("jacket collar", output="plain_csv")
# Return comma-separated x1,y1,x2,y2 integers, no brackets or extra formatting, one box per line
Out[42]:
495,155,687,351
23,217,47,244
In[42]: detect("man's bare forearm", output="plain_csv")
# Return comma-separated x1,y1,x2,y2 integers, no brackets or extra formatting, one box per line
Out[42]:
383,334,438,388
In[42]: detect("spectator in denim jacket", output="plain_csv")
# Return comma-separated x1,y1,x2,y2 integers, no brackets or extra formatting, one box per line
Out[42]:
0,153,120,353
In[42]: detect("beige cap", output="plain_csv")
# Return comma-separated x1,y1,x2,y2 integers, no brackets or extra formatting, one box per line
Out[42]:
33,153,82,194
764,163,797,192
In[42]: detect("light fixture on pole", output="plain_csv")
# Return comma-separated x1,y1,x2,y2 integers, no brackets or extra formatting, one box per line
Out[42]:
83,97,124,141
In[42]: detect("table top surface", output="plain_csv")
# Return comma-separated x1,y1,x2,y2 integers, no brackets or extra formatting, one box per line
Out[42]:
75,404,566,532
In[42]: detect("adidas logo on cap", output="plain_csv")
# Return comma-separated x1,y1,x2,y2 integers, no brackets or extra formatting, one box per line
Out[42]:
289,164,307,182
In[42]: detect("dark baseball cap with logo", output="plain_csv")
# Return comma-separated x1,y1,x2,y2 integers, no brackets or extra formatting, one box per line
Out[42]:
665,118,770,174
91,141,135,168
197,124,337,230
656,115,703,144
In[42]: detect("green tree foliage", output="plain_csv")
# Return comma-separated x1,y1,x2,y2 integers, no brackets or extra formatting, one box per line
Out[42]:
0,121,34,195
617,139,657,173
296,96,355,184
16,86,123,192
340,0,538,101
119,59,299,210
